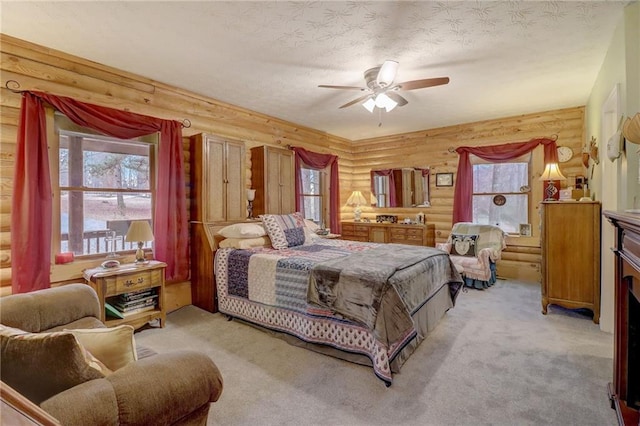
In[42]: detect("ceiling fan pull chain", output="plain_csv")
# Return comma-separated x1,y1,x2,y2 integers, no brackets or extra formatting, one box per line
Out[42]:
378,108,383,127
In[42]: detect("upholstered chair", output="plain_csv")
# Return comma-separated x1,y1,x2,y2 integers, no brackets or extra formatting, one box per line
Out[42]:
436,223,507,289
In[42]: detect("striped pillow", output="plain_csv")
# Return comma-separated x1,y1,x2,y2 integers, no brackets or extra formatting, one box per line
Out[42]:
261,213,306,249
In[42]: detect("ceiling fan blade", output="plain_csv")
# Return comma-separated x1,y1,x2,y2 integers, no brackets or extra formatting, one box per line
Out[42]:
386,92,408,107
339,94,372,109
318,85,367,91
376,60,398,87
395,77,450,91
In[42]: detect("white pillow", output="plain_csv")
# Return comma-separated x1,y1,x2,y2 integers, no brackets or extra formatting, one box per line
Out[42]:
67,325,137,371
219,236,271,249
218,223,267,239
304,219,320,232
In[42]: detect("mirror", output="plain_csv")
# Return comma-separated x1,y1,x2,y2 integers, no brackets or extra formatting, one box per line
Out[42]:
371,167,430,208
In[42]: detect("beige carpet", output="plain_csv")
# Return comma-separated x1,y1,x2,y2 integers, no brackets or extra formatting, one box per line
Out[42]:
135,279,616,425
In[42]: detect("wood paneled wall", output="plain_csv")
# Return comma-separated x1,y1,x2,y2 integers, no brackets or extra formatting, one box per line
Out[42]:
1,34,587,298
348,106,587,282
0,34,352,301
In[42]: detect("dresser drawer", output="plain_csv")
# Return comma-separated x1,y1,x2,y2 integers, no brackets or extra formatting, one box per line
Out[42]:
111,269,162,293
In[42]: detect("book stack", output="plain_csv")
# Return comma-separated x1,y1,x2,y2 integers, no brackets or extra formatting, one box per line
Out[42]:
106,288,158,319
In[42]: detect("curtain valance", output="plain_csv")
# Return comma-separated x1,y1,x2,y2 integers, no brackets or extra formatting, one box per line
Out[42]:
452,138,558,224
291,147,340,233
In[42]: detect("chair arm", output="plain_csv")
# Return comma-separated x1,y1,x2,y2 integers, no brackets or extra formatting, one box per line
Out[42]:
477,247,501,265
42,351,223,426
0,284,101,333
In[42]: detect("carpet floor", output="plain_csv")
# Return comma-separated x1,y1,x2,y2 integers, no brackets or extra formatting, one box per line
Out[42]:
135,279,616,425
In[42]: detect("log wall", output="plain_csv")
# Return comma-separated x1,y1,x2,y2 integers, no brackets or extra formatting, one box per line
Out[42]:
1,34,587,299
0,34,352,302
349,106,587,282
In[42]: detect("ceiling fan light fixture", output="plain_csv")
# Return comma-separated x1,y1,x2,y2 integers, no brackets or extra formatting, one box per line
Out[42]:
362,98,376,113
374,93,398,111
377,60,398,87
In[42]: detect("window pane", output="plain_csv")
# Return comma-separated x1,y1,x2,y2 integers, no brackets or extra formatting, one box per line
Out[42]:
60,191,152,256
302,195,322,223
472,194,528,233
473,163,528,193
301,168,321,195
60,135,150,190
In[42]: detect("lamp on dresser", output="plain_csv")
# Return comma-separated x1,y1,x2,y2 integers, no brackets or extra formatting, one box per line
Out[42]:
125,220,154,263
346,190,367,222
539,163,566,201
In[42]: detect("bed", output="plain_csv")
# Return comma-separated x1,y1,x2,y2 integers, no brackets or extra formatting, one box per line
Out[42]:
213,215,463,386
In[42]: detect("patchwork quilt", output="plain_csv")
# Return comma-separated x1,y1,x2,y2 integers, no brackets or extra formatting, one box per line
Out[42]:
215,239,462,385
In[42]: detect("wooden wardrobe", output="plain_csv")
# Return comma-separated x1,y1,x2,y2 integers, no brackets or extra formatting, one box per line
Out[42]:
250,146,295,215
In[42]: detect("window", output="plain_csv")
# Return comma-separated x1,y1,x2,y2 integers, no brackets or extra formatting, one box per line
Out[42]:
472,162,529,234
300,167,324,225
57,128,156,257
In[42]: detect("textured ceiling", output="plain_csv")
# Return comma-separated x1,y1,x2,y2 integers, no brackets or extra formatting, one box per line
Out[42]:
0,1,628,141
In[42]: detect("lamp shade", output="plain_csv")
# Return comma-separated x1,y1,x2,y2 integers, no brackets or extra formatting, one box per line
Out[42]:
247,189,256,201
125,220,154,243
538,163,567,181
346,191,367,206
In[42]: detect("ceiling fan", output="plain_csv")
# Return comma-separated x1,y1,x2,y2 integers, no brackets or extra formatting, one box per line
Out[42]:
318,60,450,113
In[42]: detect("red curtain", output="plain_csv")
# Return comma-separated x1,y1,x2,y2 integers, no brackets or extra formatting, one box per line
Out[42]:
292,147,340,234
370,169,397,207
452,138,558,224
12,92,188,293
11,93,52,293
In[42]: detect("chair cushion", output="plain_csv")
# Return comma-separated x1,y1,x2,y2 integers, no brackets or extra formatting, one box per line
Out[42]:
67,325,138,371
0,325,105,404
450,233,479,257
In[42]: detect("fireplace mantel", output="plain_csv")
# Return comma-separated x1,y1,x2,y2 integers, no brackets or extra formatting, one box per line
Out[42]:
604,210,640,425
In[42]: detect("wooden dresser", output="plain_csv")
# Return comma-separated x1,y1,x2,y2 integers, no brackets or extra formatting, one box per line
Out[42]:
341,221,435,246
540,201,601,323
604,210,640,425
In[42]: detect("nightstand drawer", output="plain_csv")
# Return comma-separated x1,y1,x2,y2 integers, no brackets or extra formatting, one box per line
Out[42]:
115,269,162,293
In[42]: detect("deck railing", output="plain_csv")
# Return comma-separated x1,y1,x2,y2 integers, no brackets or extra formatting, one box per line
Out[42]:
61,230,149,255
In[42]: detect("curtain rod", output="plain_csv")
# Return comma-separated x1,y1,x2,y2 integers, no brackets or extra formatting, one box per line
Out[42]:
4,79,191,128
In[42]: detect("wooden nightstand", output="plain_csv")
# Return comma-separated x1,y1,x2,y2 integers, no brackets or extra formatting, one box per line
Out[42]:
84,260,166,329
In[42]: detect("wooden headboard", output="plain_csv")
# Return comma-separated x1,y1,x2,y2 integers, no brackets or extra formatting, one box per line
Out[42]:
191,220,256,313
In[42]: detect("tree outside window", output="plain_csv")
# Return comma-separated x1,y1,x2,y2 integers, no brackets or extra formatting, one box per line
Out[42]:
58,131,154,256
301,167,324,225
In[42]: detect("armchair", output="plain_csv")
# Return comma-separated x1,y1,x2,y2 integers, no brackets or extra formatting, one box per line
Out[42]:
0,284,223,426
436,223,507,289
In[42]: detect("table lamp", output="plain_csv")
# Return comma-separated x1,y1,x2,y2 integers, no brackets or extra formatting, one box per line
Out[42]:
247,189,256,219
125,220,154,263
539,163,567,201
346,190,367,222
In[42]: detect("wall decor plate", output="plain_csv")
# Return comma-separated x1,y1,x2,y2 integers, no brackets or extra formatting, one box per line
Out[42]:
493,194,506,206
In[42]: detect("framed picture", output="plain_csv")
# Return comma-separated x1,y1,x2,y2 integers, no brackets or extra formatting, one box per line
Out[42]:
519,223,532,237
435,173,454,187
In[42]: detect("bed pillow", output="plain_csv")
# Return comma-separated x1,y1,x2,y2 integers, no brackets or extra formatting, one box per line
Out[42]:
261,212,306,249
303,219,322,244
67,325,137,371
304,219,320,232
0,325,106,404
450,233,479,257
218,222,267,239
219,236,272,249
